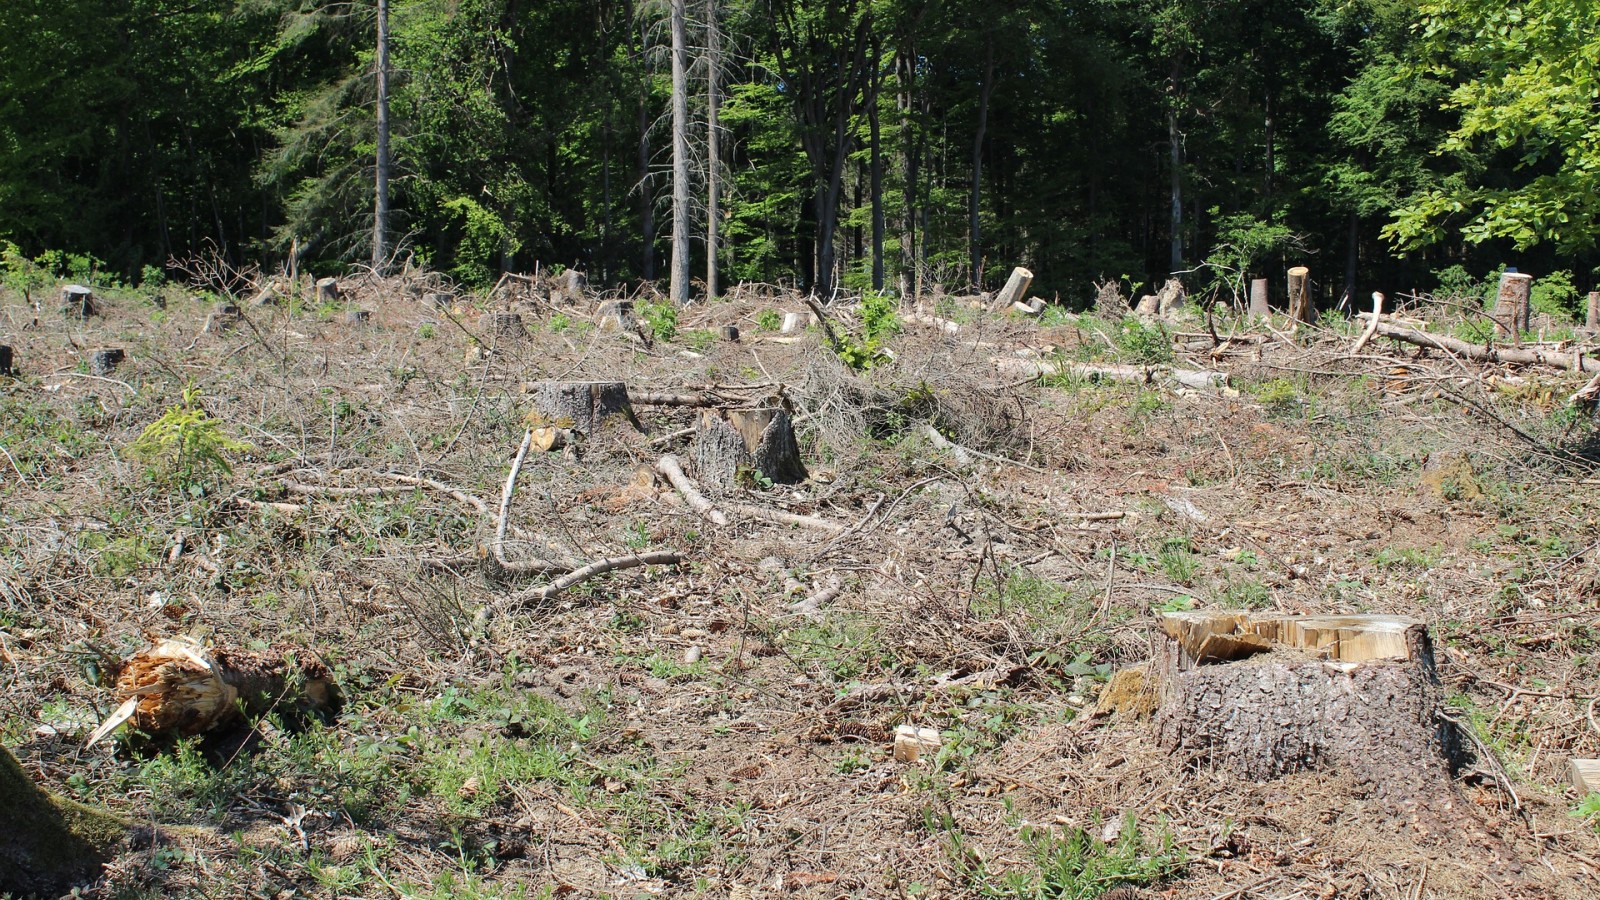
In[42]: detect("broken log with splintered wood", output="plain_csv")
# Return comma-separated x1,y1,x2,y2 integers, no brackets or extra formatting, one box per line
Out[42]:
1156,610,1461,805
1361,316,1600,373
86,637,335,747
991,267,1034,312
992,357,1229,391
527,381,641,435
693,406,806,489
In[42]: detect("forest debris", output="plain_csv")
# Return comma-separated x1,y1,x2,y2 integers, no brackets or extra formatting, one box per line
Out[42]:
1361,315,1600,373
657,454,729,525
893,724,941,762
992,357,1229,391
1158,610,1423,664
1350,291,1384,354
992,266,1034,311
789,575,843,617
86,636,334,747
505,549,684,606
1566,759,1600,794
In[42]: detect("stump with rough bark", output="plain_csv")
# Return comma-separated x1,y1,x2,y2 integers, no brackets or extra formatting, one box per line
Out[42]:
88,348,124,376
1,745,126,896
481,312,528,340
692,406,806,489
315,277,340,303
1496,272,1532,336
1287,266,1312,324
0,345,13,376
204,303,240,334
1155,611,1460,806
61,285,95,318
527,381,640,435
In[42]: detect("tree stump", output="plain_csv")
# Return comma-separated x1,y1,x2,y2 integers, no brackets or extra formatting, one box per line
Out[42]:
564,269,587,295
1587,291,1599,331
1249,278,1269,317
720,324,740,343
992,266,1034,311
481,312,528,340
1495,272,1532,336
88,348,124,376
61,285,95,318
1155,277,1186,315
315,277,340,303
1287,266,1312,324
1,745,126,897
204,303,240,334
692,406,806,489
0,345,13,377
527,381,640,435
344,309,372,326
423,291,453,310
597,300,635,333
1155,610,1460,805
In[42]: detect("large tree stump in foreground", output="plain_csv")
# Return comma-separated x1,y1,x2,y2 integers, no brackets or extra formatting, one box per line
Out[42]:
1,745,125,895
1156,611,1460,805
527,381,641,436
692,406,806,489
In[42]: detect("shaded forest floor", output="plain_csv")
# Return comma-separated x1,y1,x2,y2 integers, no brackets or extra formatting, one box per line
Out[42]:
3,273,1600,899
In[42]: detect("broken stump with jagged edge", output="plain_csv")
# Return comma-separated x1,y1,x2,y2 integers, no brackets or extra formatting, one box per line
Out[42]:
527,381,641,437
1156,611,1462,806
692,406,806,490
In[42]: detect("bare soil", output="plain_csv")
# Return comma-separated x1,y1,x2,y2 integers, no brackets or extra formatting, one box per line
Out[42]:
2,275,1599,899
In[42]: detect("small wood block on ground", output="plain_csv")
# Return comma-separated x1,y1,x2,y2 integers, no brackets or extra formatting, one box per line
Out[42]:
1568,759,1600,794
527,381,640,436
893,724,941,763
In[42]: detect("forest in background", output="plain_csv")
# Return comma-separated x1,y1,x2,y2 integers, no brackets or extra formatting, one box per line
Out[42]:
2,0,1598,311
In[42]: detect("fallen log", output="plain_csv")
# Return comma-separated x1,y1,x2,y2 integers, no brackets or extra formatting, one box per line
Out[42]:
1361,316,1600,373
992,357,1230,390
991,266,1034,312
86,637,335,747
510,550,684,604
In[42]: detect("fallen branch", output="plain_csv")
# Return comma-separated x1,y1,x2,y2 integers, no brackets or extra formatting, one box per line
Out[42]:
508,550,684,605
657,455,729,525
789,575,844,617
1364,316,1600,373
993,357,1230,390
1350,292,1384,355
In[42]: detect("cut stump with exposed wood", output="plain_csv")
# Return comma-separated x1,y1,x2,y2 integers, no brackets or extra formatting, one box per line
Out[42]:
481,312,528,340
1155,610,1461,805
527,381,641,436
1496,271,1533,336
1287,267,1312,324
692,406,806,489
88,348,124,376
61,285,95,318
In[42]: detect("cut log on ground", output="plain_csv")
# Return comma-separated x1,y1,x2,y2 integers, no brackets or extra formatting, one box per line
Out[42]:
1496,271,1532,336
1287,266,1312,324
527,381,641,434
991,266,1033,311
86,636,335,747
993,357,1229,391
905,309,961,334
1361,316,1600,373
1155,610,1461,807
1,745,126,897
658,454,728,525
692,406,806,488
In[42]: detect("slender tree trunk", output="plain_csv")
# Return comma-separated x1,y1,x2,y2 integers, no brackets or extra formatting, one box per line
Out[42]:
373,0,391,271
1262,88,1274,209
1167,104,1182,273
1342,212,1358,310
970,37,995,291
669,0,692,304
870,37,884,293
705,0,721,299
637,19,656,281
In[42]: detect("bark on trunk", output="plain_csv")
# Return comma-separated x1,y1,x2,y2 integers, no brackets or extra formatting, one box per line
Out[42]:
970,37,995,291
1287,266,1312,325
1363,317,1600,373
669,0,692,305
1249,278,1268,317
528,381,642,435
692,406,806,489
705,0,721,300
373,0,391,270
0,746,125,897
1495,272,1532,337
1587,291,1599,331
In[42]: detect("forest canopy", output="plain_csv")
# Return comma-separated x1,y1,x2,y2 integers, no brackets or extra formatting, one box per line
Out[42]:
0,0,1596,306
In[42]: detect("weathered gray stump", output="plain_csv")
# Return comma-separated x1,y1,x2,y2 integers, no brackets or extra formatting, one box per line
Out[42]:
88,348,124,376
1156,611,1460,807
344,309,372,326
423,291,453,310
1156,277,1186,315
480,312,528,340
315,277,340,304
692,406,806,489
204,303,240,334
1495,272,1532,336
60,285,95,318
0,345,13,377
564,269,587,295
597,300,635,333
527,381,640,435
720,325,740,343
1249,278,1269,317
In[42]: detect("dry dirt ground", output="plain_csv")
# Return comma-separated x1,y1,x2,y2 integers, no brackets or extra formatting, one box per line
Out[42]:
2,273,1600,899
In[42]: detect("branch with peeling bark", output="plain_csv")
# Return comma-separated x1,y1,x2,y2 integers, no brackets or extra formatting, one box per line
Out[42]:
993,357,1230,390
657,454,844,534
1362,315,1599,373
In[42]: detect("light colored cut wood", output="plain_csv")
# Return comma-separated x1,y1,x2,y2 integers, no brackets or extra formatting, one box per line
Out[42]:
1159,610,1422,664
1567,759,1600,794
893,724,941,763
1287,266,1312,324
992,266,1033,311
1496,272,1533,336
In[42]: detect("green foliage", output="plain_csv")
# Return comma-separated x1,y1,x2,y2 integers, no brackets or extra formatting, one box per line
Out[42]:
637,299,679,342
835,292,901,371
1531,269,1581,320
755,309,783,332
125,385,252,489
941,810,1183,899
0,241,53,301
1113,317,1172,365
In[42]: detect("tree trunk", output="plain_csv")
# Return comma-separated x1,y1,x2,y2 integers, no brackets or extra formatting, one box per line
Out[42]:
1588,291,1599,331
0,745,125,897
637,17,656,282
1287,266,1312,324
669,0,692,305
970,37,995,291
1167,66,1183,273
372,0,391,271
692,406,806,490
1495,271,1532,337
869,36,884,293
705,0,721,300
1342,211,1358,311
